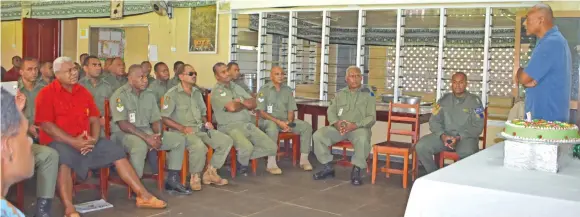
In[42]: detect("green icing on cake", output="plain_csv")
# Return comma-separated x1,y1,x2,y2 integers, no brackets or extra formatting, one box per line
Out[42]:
505,119,580,140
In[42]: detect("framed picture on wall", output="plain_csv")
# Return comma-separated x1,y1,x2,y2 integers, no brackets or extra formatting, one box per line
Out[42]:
188,5,218,53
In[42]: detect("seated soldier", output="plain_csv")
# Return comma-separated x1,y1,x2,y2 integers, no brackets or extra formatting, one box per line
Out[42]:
312,66,376,186
79,55,113,137
110,64,191,195
161,64,233,190
36,57,166,217
257,66,314,171
17,57,59,217
211,62,281,175
141,61,155,84
149,62,173,104
103,57,127,91
415,72,484,175
37,61,54,87
227,62,255,97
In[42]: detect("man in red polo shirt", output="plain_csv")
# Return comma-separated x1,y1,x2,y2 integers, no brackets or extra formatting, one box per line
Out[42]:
35,56,167,216
2,56,22,82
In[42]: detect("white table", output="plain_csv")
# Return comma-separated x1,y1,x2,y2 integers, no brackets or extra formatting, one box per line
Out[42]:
405,142,580,217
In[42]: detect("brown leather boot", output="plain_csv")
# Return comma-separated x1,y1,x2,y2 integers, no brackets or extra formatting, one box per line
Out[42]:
189,173,202,191
202,166,228,186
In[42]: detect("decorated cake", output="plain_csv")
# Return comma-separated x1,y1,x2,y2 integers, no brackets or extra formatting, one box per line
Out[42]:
504,119,580,141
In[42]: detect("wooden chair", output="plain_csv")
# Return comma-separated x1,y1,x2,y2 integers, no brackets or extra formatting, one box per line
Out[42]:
438,107,488,168
206,92,257,178
103,99,168,198
371,102,420,189
255,113,301,166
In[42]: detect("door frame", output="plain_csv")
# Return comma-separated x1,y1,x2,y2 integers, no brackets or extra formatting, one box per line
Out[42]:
513,10,580,110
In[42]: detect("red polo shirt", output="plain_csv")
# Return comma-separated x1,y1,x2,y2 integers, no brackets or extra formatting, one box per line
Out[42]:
2,67,20,82
35,80,100,144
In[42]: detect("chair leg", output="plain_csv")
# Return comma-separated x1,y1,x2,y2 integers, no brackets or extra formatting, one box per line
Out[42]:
293,136,300,167
438,153,445,168
71,172,77,197
412,150,418,181
251,159,257,175
385,154,391,178
371,148,378,184
181,150,188,185
15,182,24,209
100,168,109,200
230,149,237,179
157,151,166,191
276,140,281,161
402,153,409,189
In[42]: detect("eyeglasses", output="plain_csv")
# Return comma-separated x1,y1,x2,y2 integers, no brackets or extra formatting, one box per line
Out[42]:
186,71,197,76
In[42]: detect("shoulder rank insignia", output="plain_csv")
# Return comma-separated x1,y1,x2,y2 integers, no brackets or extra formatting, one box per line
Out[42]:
259,92,264,97
116,98,124,112
474,107,484,119
432,104,441,115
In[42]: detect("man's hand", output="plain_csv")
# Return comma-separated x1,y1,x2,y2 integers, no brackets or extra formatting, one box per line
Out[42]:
277,120,291,132
28,125,39,138
15,91,26,111
145,134,162,150
72,131,94,155
340,122,357,135
440,134,457,150
204,122,214,130
333,120,344,131
181,126,194,135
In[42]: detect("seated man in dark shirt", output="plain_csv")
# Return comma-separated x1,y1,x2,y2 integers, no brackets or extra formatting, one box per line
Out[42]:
35,56,167,217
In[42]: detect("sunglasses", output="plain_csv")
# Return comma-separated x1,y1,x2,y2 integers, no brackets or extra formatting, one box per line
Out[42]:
185,71,197,76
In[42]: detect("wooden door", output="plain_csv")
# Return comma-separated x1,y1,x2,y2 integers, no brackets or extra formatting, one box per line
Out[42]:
22,18,60,63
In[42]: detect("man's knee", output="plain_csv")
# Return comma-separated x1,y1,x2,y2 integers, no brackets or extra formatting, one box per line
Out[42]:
187,142,208,154
35,146,60,164
123,135,148,155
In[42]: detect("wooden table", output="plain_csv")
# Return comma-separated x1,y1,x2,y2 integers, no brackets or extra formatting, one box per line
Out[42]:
296,100,433,130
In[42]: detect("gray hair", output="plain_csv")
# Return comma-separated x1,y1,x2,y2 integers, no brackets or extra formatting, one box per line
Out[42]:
53,56,73,73
1,88,22,137
346,66,362,75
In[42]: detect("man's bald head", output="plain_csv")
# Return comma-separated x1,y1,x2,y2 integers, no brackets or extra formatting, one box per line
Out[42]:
524,4,554,37
531,3,554,21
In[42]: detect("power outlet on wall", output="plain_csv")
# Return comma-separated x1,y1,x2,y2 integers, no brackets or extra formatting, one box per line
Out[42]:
171,47,176,52
12,44,16,48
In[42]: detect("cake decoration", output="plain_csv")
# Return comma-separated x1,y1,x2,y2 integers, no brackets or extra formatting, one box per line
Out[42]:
504,118,580,141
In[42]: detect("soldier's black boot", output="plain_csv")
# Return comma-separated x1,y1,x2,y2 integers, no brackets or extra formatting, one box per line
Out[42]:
313,163,335,180
238,164,249,176
34,197,52,217
350,166,363,186
165,170,193,195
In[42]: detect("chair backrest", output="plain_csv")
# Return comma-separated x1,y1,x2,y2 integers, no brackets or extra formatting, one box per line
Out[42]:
104,98,111,139
159,97,169,131
386,102,421,144
479,107,488,149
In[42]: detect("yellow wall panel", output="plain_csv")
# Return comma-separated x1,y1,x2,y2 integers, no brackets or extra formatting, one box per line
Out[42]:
1,20,23,68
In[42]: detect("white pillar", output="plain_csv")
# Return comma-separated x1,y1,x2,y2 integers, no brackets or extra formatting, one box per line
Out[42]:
257,12,268,91
436,8,446,101
288,11,298,92
356,9,366,84
394,9,403,103
229,14,238,63
482,7,492,106
319,10,330,100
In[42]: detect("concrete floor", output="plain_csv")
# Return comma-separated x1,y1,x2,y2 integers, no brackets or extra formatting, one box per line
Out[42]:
10,155,417,217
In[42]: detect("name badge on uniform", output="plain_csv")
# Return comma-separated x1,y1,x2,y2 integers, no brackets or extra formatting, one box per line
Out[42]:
220,92,226,97
338,108,343,116
267,104,273,113
129,112,136,123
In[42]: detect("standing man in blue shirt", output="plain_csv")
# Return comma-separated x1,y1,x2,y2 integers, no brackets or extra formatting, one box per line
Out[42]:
516,4,572,122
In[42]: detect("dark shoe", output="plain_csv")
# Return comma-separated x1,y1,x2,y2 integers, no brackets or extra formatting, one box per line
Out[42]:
350,166,363,186
165,170,192,195
34,198,52,217
313,163,335,180
238,165,249,176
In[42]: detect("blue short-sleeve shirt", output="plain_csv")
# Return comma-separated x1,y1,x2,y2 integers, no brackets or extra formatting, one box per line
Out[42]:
524,26,572,122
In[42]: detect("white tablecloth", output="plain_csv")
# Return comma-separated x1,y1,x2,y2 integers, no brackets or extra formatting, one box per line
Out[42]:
405,142,580,217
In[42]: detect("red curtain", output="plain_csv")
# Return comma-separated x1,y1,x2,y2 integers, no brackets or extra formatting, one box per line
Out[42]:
23,18,60,63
